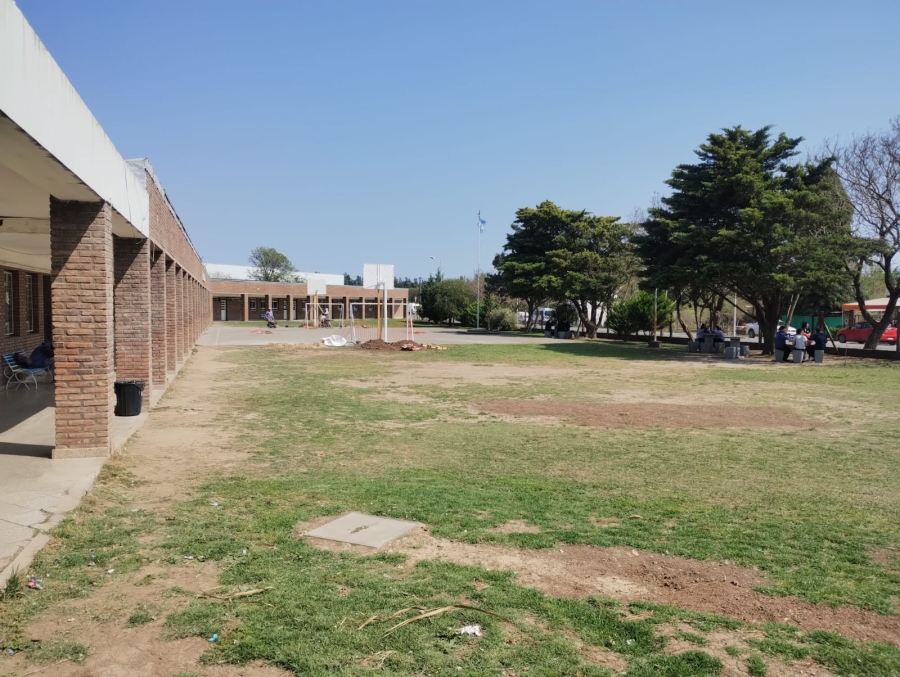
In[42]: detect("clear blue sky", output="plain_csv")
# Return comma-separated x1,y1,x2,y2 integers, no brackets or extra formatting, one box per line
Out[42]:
18,0,900,280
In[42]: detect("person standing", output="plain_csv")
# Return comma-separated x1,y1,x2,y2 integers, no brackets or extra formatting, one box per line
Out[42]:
792,330,808,362
775,326,790,362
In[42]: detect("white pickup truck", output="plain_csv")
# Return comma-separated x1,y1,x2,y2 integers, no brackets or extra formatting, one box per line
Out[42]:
742,322,795,339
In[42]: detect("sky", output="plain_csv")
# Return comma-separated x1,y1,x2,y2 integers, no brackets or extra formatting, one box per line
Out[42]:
17,0,900,281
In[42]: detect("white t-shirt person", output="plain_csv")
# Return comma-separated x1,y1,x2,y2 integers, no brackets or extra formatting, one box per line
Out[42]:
792,334,808,350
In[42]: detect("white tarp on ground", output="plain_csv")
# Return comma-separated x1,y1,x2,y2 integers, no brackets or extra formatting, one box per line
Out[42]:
322,335,347,347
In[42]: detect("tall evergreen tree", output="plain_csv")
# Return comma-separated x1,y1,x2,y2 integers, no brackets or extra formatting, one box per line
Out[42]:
635,126,852,353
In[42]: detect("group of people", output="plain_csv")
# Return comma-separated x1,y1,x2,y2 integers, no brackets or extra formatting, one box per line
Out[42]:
775,322,828,362
696,324,726,343
544,317,571,335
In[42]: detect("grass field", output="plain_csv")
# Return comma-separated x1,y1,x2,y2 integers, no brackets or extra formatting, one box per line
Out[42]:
2,341,899,676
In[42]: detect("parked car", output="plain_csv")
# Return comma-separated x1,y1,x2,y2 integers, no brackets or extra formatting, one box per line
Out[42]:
836,322,897,345
742,322,795,339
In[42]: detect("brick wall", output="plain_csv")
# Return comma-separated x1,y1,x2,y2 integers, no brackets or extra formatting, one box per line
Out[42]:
113,238,151,402
49,199,114,457
146,173,207,284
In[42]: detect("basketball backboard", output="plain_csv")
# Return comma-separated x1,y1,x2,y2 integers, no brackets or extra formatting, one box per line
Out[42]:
363,263,395,289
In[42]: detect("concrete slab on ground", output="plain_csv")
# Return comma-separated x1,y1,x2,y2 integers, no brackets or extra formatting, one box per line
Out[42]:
305,512,420,548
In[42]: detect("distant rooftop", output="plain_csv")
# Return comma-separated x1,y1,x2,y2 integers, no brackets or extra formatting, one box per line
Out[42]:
206,264,343,286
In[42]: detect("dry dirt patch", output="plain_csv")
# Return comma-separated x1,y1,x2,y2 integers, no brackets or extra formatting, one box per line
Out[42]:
339,362,580,388
486,520,543,535
299,527,900,646
480,400,813,429
8,562,292,677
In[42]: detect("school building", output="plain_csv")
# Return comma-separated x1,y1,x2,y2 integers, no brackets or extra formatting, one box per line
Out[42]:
208,275,409,324
1,2,211,457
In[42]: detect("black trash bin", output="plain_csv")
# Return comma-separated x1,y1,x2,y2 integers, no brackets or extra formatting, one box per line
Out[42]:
114,380,144,416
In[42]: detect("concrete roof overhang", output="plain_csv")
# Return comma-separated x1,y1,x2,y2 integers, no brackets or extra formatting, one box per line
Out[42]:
0,2,148,273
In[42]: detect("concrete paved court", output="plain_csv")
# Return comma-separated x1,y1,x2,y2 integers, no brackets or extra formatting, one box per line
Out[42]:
199,324,561,346
0,386,154,586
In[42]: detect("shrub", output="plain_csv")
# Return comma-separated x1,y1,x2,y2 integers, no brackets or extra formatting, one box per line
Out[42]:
488,307,518,331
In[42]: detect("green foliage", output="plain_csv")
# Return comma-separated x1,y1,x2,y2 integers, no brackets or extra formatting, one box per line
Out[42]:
488,307,518,331
746,654,767,676
635,126,854,351
420,278,475,324
547,207,639,337
127,604,156,626
342,272,362,286
1,568,23,600
494,201,637,336
29,641,89,664
605,291,673,340
248,247,300,283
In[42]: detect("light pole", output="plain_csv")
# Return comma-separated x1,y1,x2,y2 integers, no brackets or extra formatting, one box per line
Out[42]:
429,255,441,276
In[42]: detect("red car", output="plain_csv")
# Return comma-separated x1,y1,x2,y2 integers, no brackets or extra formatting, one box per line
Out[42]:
836,322,897,345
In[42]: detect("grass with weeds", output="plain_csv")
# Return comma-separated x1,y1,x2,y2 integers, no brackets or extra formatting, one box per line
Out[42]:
2,567,24,600
28,640,89,664
3,341,899,675
746,653,767,676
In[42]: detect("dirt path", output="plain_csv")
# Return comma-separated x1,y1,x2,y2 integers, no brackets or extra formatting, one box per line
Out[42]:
1,348,291,677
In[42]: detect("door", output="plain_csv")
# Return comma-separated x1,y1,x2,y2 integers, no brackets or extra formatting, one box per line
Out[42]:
220,298,226,321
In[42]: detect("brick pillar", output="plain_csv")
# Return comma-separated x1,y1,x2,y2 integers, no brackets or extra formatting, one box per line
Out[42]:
288,294,294,321
186,276,193,347
242,294,248,321
150,250,167,387
194,281,199,340
49,199,114,458
165,259,177,373
174,266,184,364
113,237,152,408
265,294,271,315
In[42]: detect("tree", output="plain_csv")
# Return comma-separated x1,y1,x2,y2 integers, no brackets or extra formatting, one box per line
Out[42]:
249,247,300,282
343,273,362,286
635,126,852,353
420,278,475,325
605,292,675,341
493,202,565,330
826,118,900,348
546,208,639,338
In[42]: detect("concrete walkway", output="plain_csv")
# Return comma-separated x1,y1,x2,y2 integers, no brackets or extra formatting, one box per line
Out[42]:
0,385,155,586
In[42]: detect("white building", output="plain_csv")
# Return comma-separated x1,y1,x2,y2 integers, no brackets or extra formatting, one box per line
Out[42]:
205,263,343,286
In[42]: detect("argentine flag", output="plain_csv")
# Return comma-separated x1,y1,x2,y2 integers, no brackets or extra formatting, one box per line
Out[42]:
478,211,486,234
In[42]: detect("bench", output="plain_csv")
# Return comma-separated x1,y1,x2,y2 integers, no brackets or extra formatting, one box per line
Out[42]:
2,352,53,390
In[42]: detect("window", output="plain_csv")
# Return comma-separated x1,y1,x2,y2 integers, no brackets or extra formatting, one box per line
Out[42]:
5,271,14,336
272,299,279,311
25,274,35,333
249,298,257,311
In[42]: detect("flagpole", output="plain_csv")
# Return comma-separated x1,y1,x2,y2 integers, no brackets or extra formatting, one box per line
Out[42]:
477,214,481,330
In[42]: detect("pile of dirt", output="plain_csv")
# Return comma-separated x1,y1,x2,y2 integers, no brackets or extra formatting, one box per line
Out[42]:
357,339,416,351
356,340,447,351
480,400,813,429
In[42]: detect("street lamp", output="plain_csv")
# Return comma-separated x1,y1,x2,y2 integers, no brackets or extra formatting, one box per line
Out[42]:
429,255,441,275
